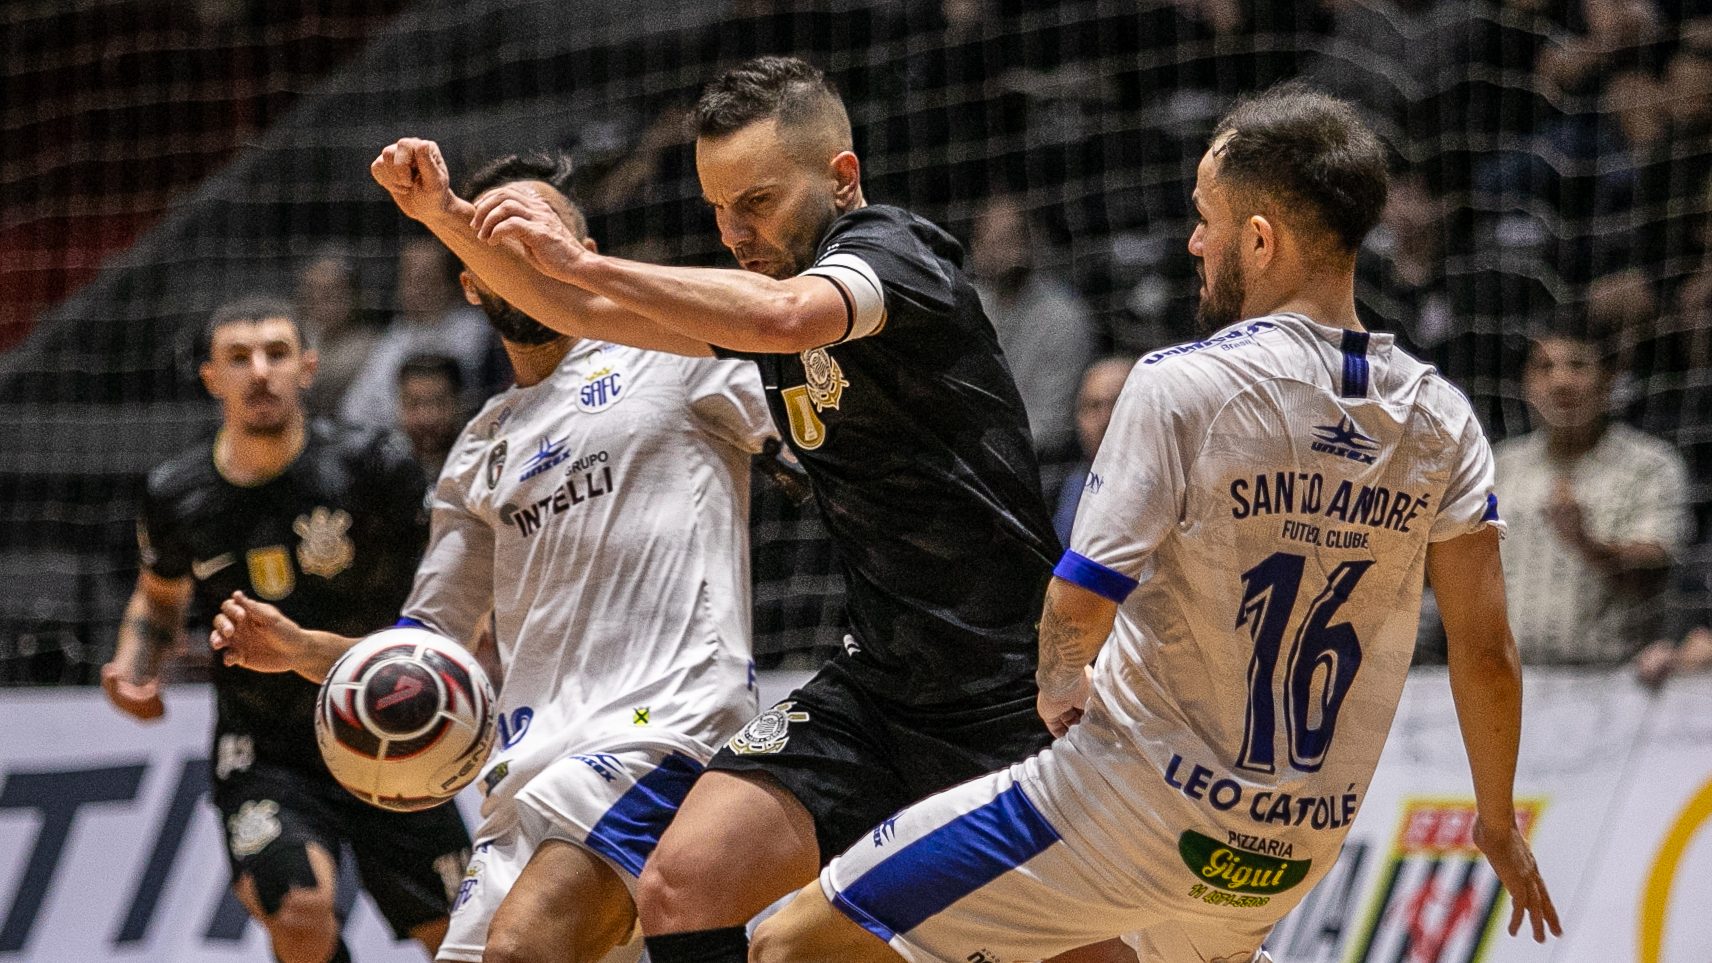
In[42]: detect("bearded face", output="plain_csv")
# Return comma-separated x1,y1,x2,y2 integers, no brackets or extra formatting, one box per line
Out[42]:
473,287,561,346
1195,232,1247,334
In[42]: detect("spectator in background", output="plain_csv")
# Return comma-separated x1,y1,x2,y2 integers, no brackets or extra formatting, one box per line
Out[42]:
340,237,498,428
294,244,378,419
1494,322,1690,668
1052,355,1134,544
396,353,463,482
970,195,1098,464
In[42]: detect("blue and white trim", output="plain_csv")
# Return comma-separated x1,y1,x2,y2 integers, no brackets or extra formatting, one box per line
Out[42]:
1053,550,1139,604
1339,329,1371,399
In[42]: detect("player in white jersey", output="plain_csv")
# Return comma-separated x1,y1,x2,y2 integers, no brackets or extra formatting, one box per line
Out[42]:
211,155,773,963
751,87,1561,963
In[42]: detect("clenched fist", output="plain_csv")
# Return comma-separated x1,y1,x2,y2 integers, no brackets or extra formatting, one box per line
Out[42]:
371,138,472,224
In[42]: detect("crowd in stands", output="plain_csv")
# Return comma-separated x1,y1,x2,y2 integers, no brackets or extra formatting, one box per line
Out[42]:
11,0,1712,683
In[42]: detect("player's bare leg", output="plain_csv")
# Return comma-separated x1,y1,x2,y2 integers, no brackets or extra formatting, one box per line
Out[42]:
635,771,819,941
750,882,899,963
409,917,448,956
484,839,638,963
233,842,340,963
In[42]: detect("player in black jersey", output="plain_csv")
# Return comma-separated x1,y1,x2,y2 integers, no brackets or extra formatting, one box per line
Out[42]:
101,298,470,963
372,56,1127,963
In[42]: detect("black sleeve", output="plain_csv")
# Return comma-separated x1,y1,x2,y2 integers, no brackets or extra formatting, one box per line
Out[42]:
356,431,430,625
137,472,192,580
814,206,958,327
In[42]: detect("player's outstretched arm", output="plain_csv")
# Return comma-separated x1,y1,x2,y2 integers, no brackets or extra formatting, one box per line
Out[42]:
101,570,191,721
472,183,853,354
1429,528,1563,943
209,591,357,683
1036,577,1118,736
370,138,712,357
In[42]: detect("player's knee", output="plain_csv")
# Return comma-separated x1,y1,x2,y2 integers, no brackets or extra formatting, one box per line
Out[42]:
267,886,337,963
748,914,796,963
635,831,723,927
634,855,687,928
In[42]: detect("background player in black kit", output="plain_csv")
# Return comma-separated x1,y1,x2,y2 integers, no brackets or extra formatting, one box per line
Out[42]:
101,297,470,963
373,56,1129,963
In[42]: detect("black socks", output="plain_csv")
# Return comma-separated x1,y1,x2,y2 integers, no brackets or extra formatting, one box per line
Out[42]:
643,925,750,963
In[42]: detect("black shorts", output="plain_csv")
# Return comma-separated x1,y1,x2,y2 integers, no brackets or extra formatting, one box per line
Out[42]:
707,658,1052,864
213,761,471,939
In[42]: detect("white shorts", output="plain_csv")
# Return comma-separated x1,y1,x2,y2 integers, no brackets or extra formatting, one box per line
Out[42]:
821,742,1298,963
437,742,706,963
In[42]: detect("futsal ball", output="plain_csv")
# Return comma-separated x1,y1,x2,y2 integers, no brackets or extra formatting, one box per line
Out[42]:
316,627,496,812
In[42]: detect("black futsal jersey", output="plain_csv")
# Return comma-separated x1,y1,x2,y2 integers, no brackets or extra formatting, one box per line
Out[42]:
139,420,428,774
724,205,1060,705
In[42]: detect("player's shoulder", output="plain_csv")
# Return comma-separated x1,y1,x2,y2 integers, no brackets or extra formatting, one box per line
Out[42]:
310,418,420,480
1603,421,1687,472
819,204,961,265
145,437,220,503
1131,318,1289,403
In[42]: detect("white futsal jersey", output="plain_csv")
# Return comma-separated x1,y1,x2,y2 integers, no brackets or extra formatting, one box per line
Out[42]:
400,341,772,823
1057,312,1502,904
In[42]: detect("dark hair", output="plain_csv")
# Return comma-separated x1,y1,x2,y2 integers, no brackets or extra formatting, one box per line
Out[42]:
458,151,586,237
1525,307,1613,371
204,296,303,354
398,352,464,393
691,55,848,140
1211,85,1389,252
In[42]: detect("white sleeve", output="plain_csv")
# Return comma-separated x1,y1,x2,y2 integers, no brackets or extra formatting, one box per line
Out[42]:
1060,359,1200,602
1429,403,1505,543
682,355,777,454
801,252,887,343
399,454,495,644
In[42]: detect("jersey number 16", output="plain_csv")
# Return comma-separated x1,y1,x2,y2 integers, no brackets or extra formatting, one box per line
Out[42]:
1235,552,1373,775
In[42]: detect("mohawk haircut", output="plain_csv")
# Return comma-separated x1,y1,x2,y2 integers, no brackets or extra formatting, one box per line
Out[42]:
690,55,850,145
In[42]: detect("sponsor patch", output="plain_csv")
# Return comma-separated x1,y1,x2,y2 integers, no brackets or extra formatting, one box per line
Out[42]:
727,701,811,755
1179,829,1313,897
481,760,510,796
1309,416,1379,464
245,546,295,601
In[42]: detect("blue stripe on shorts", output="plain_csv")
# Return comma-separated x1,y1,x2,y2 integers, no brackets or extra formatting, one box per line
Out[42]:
832,783,1062,943
582,751,703,877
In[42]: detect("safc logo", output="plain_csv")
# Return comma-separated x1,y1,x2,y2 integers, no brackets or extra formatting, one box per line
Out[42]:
1311,416,1380,464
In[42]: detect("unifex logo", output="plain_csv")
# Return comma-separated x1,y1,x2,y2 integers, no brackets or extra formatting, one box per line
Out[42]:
1310,417,1379,464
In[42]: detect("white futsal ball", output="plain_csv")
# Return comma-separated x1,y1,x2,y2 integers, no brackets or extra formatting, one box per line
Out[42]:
315,627,496,812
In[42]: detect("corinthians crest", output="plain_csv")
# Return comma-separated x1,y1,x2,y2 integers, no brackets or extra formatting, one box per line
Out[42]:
294,506,355,578
727,701,811,755
799,347,849,411
782,348,850,450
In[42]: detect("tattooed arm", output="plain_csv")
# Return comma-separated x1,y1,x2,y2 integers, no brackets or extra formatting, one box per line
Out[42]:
1036,577,1120,736
102,569,192,721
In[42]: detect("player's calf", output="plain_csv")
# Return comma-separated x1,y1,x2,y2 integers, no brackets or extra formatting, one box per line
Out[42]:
267,886,342,963
233,841,344,963
750,883,902,963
